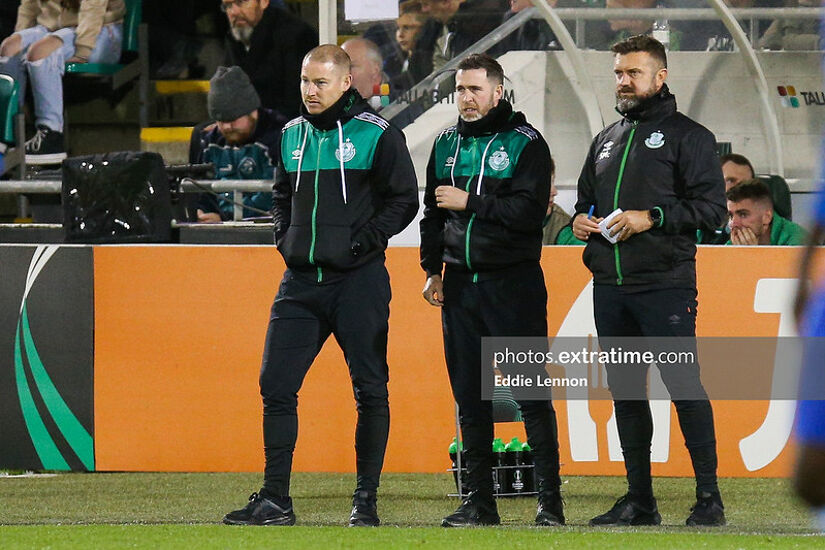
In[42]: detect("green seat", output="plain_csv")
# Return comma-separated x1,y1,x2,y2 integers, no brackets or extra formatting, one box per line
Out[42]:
65,0,141,77
0,74,25,177
759,174,793,221
0,74,18,146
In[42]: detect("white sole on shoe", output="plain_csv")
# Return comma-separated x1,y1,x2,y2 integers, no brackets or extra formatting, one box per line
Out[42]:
26,152,67,164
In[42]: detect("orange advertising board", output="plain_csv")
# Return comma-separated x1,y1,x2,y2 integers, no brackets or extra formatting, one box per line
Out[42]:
93,246,811,477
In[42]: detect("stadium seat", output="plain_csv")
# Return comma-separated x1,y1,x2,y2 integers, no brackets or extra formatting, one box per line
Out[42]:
0,74,25,178
759,174,793,221
63,0,148,127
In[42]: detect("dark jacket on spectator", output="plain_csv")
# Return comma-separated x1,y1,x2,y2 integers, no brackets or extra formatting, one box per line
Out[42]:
223,5,317,119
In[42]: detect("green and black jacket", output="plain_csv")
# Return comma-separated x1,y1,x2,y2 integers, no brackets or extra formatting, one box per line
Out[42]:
273,90,419,281
575,85,726,288
420,100,552,277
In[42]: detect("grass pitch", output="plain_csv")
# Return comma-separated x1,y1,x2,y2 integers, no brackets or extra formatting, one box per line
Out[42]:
0,472,821,548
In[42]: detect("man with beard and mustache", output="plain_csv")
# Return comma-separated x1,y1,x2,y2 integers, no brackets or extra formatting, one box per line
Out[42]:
189,66,287,222
572,35,727,527
420,53,563,528
222,0,316,119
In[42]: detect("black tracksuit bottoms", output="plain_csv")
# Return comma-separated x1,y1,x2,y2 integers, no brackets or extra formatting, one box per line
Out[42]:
442,262,561,496
593,284,720,500
259,258,391,497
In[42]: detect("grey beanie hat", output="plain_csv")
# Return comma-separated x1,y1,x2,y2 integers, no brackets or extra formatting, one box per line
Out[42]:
208,66,261,122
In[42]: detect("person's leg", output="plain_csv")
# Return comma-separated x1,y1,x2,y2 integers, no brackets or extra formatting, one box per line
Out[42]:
481,263,563,525
631,287,723,525
25,28,74,133
631,288,719,496
259,273,330,498
0,26,49,106
593,285,655,502
224,271,331,526
440,269,499,526
330,261,392,497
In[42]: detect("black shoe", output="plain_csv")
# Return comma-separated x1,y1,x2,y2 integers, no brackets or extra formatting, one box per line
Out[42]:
686,492,726,526
535,490,565,526
589,494,661,526
25,125,67,165
222,492,296,526
442,491,500,527
348,490,380,527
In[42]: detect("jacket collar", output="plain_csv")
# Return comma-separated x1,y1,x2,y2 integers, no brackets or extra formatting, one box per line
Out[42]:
617,83,677,123
456,100,518,137
302,89,364,131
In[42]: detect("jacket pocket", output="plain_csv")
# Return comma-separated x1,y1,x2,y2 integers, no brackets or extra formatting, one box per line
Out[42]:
313,223,356,269
277,224,312,266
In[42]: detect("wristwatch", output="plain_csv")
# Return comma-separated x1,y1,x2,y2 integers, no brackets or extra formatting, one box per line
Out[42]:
648,208,662,227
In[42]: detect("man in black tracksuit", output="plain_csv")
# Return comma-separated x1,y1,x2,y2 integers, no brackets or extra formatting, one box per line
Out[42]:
420,53,563,528
223,45,419,527
573,35,727,527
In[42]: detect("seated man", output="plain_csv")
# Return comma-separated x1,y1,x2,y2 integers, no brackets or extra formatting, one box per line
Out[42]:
698,153,755,244
542,159,584,245
0,0,125,164
189,66,285,222
726,179,806,246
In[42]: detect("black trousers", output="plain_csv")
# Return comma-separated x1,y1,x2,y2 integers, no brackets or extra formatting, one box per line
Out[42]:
593,284,719,499
442,262,561,496
259,259,391,496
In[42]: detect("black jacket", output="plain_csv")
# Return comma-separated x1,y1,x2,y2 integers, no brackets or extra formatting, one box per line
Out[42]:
273,90,419,282
223,6,317,119
575,84,726,288
420,100,552,277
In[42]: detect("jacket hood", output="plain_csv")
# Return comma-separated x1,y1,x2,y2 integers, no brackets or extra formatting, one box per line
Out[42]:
302,89,369,131
456,100,526,137
617,83,677,123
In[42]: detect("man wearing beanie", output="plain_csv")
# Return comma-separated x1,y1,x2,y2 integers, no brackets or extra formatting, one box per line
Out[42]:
223,45,418,527
189,66,287,222
420,53,563,528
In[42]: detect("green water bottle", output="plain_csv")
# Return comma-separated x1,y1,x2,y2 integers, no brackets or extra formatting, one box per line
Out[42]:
448,438,466,494
506,437,525,495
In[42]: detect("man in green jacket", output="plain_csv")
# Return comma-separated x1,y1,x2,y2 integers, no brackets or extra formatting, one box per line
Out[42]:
726,179,806,246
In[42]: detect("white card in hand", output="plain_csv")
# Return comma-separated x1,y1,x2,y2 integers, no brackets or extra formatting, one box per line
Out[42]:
598,208,623,244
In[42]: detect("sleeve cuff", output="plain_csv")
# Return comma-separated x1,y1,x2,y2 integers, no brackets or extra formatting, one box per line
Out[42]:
465,193,482,213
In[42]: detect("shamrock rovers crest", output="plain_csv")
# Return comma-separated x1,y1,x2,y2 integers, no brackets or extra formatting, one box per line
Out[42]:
335,138,356,162
488,147,510,171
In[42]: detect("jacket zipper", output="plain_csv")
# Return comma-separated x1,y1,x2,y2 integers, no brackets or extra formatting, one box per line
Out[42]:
309,133,325,283
612,122,637,286
465,138,479,280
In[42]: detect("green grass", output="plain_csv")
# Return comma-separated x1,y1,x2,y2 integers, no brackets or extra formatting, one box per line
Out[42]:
0,473,821,548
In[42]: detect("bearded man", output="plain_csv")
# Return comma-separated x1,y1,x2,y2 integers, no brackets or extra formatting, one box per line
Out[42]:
572,35,728,527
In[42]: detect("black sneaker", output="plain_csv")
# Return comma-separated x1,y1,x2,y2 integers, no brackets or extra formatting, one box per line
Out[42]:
589,494,661,526
535,490,565,526
222,492,296,526
686,492,726,526
25,125,67,165
348,490,380,527
442,491,500,527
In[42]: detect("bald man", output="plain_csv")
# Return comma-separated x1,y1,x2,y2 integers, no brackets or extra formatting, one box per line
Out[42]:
342,37,384,101
223,44,419,528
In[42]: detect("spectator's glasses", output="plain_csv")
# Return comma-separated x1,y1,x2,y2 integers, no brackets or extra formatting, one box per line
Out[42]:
220,0,255,12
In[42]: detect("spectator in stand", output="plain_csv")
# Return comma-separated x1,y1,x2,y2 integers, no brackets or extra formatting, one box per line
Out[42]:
436,0,509,71
698,153,755,244
385,0,428,93
189,66,285,223
144,0,209,79
222,0,317,119
342,38,386,106
0,1,20,43
501,0,560,52
0,0,125,164
420,0,464,75
726,179,806,245
759,0,823,51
